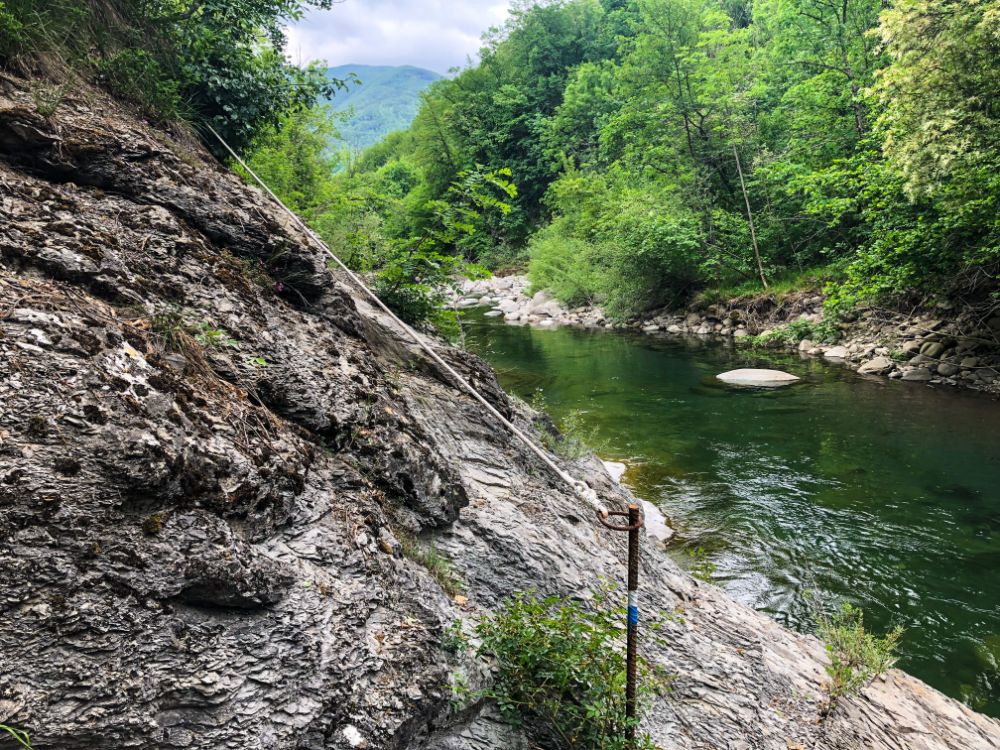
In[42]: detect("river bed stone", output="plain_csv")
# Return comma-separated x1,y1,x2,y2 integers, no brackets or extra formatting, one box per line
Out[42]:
717,369,801,386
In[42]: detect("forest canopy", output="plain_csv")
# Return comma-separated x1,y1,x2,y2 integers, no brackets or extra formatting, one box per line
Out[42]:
7,1,996,327
248,0,999,325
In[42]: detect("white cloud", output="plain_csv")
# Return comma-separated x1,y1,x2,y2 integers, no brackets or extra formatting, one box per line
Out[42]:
286,0,513,74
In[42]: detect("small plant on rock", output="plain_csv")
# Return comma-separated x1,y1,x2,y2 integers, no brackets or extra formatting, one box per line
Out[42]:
441,618,470,654
476,589,670,750
683,546,717,583
400,536,465,597
0,724,33,749
529,390,596,461
816,602,904,715
194,323,238,350
32,83,67,118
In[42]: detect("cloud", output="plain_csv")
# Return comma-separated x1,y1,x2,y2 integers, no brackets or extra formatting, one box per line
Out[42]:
286,0,512,74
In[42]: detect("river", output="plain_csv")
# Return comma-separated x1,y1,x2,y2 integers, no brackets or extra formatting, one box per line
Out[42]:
461,309,1000,717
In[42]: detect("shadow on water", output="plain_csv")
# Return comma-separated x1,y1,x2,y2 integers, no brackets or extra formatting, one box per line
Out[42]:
461,309,1000,717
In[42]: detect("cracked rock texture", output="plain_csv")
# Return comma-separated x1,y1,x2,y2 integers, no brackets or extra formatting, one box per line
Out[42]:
2,73,999,750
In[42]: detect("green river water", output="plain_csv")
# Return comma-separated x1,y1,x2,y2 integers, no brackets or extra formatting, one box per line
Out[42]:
462,310,1000,717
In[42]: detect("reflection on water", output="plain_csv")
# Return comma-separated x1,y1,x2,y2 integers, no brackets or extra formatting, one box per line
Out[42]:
462,311,1000,716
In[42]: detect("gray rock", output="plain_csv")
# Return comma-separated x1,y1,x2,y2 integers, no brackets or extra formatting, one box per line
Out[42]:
960,357,981,368
921,341,946,358
937,363,960,377
903,367,934,382
858,356,894,375
717,369,800,386
824,346,849,359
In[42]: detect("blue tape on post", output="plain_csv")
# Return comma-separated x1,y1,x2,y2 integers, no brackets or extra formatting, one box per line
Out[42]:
628,606,639,626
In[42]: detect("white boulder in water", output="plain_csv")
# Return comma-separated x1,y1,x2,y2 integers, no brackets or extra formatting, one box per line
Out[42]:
600,460,675,544
716,369,800,386
640,500,675,544
602,460,627,483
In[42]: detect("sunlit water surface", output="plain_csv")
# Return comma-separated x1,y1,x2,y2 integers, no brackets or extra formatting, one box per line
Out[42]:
462,310,1000,716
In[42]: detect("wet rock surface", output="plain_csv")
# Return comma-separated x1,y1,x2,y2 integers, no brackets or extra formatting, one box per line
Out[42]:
2,75,1000,749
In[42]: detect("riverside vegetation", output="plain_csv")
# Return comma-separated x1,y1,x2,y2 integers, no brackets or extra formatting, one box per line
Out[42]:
231,0,997,338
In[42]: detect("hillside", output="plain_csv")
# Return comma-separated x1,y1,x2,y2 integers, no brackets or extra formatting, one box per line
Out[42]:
325,64,442,152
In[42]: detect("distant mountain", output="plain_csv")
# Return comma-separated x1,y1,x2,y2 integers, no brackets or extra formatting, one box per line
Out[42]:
325,64,443,153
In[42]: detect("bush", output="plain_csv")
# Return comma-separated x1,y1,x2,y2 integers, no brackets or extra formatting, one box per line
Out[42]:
527,220,599,307
816,602,904,714
96,48,184,121
528,171,707,319
476,590,666,750
750,318,840,348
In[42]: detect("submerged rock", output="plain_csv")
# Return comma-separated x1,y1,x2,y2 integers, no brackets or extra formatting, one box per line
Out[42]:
717,369,801,386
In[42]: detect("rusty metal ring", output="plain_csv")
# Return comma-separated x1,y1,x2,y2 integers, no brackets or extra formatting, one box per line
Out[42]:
598,509,645,533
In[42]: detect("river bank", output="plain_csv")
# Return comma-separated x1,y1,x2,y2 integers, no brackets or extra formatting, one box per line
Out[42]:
453,275,1000,395
460,309,1000,718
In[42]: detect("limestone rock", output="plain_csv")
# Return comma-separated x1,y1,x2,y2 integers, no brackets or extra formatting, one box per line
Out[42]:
717,369,800,386
903,367,934,382
602,460,628,483
921,341,946,358
858,356,894,375
937,362,960,377
824,346,849,359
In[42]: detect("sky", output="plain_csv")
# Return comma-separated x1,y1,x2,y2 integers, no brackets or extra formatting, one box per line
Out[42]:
286,0,513,75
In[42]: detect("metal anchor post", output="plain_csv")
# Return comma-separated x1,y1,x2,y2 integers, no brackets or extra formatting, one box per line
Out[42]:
599,502,643,747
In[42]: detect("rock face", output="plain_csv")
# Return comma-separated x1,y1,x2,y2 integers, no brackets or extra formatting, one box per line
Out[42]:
2,74,1000,749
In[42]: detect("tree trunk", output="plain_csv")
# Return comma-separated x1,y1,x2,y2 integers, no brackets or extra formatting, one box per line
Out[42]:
733,144,768,289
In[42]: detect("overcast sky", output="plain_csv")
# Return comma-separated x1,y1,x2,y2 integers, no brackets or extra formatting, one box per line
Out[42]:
286,0,513,75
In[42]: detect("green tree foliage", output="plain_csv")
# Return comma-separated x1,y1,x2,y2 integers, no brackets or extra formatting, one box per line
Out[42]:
339,0,1000,319
242,105,513,331
0,0,341,152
